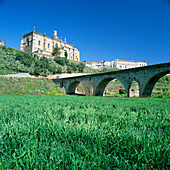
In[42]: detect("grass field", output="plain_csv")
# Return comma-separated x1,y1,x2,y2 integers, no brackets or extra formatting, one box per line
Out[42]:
0,95,169,169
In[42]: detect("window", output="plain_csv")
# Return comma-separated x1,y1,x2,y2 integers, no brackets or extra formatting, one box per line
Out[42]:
27,38,29,46
48,44,50,48
38,41,40,45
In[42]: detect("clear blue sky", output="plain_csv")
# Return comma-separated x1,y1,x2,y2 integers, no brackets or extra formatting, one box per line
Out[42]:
0,0,170,64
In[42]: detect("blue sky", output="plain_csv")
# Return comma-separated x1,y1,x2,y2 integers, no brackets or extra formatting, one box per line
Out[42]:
0,0,170,64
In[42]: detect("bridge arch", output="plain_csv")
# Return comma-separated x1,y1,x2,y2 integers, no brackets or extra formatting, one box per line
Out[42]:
67,81,82,95
94,77,128,96
67,80,93,96
141,71,170,97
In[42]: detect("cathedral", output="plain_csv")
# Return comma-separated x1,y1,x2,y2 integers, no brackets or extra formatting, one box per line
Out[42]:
20,27,80,61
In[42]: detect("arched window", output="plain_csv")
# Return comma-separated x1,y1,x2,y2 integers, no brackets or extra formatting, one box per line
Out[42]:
38,41,40,45
48,44,50,48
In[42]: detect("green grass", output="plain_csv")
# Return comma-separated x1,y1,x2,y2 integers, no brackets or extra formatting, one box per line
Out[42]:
104,93,127,97
0,69,17,75
0,96,169,169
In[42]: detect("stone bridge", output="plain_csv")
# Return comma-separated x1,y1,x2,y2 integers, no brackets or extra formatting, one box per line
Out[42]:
52,62,170,97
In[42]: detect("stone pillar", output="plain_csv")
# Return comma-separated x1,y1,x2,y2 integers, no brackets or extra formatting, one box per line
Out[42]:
129,81,140,97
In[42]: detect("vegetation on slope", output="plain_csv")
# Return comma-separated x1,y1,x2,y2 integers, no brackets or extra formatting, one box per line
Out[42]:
152,75,170,97
0,69,17,75
0,77,64,96
0,45,85,76
0,96,169,169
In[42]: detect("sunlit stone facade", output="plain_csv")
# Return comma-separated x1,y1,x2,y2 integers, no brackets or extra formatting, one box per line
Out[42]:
20,27,80,61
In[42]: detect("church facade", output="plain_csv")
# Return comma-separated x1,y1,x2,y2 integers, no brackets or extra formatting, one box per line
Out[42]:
20,27,80,61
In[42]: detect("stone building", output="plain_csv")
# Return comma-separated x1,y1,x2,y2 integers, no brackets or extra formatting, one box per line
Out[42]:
86,59,147,70
86,62,103,69
20,27,80,61
102,61,115,67
114,59,147,69
0,40,5,46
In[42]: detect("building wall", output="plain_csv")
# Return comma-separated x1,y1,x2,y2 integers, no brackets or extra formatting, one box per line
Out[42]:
87,60,147,70
115,59,147,69
103,61,115,67
20,34,33,53
0,40,5,46
86,62,102,69
20,30,80,61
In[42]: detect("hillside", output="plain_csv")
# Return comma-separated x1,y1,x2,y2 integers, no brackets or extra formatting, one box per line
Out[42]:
152,75,170,97
0,45,122,76
0,77,63,96
0,45,86,76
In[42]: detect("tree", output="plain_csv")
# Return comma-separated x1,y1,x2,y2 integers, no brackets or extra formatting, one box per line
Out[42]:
52,44,61,56
16,52,35,67
48,58,57,74
67,66,72,73
78,63,85,73
64,51,68,59
69,62,78,72
33,57,50,76
38,56,49,68
54,56,69,66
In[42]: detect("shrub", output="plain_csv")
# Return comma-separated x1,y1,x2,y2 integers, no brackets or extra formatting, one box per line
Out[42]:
56,64,62,73
46,85,64,95
77,63,85,73
15,52,35,67
67,66,72,73
119,88,126,94
54,56,69,66
83,66,100,73
48,58,58,74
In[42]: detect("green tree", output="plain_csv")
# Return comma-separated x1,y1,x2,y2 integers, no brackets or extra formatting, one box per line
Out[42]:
52,44,61,56
54,56,69,66
48,58,57,74
69,62,78,72
67,66,72,73
64,51,68,59
16,52,35,67
78,63,85,73
33,57,50,76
